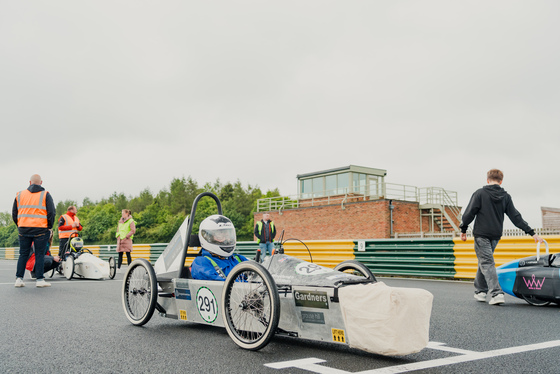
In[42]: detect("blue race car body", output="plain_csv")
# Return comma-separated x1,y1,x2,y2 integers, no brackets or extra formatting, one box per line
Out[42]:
497,241,560,306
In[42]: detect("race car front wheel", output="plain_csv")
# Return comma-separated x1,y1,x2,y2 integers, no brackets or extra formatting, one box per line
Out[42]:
522,294,551,307
64,257,75,280
122,259,158,326
222,261,280,351
108,257,116,279
334,260,376,281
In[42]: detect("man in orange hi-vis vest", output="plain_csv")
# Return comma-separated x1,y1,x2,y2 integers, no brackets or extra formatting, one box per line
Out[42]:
58,205,83,257
12,174,56,288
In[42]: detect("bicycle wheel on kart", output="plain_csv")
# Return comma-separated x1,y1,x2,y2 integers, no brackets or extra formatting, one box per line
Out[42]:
522,294,551,307
222,261,280,351
64,256,75,280
122,258,158,326
334,260,376,281
108,257,116,279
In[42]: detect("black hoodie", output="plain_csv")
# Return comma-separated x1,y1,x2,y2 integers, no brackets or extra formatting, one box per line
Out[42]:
12,184,56,236
459,184,534,240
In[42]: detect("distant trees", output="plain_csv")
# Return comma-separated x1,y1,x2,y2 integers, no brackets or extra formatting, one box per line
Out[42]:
0,177,280,247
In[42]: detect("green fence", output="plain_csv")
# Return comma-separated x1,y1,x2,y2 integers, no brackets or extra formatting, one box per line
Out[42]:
354,238,456,278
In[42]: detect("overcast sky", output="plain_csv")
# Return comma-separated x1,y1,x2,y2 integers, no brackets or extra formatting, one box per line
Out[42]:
1,1,559,230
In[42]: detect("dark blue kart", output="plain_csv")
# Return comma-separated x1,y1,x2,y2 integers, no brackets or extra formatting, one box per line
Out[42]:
497,241,560,306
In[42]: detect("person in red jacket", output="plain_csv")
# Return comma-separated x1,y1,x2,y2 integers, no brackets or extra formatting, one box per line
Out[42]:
58,205,83,257
26,231,61,278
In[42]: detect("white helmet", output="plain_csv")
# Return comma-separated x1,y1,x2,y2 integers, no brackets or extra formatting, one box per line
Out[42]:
198,215,236,257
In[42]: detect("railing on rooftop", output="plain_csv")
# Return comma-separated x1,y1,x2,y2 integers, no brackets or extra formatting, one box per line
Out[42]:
257,183,458,212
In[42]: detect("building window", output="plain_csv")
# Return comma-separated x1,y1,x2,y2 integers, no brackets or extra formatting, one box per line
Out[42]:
301,179,312,198
353,173,366,194
337,173,349,194
312,177,323,197
325,175,336,195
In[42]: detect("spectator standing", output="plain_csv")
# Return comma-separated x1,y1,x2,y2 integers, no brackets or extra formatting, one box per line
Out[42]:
254,213,276,257
13,174,56,288
116,209,136,269
58,205,82,257
459,169,543,306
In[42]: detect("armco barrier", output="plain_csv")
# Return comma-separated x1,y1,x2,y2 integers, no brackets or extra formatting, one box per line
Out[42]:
453,235,560,279
353,238,456,278
1,236,558,280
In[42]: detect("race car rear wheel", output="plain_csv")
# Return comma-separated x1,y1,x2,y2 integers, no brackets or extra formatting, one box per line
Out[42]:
122,259,158,326
222,261,280,351
108,257,116,279
522,294,551,307
64,256,75,280
334,260,376,281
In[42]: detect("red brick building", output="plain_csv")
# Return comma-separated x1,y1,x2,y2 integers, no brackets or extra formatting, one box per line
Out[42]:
254,165,462,240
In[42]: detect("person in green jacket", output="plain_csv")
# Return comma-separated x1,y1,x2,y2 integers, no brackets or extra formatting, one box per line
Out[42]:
116,209,136,269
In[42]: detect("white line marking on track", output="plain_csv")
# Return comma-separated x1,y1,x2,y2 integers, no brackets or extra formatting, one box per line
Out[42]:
265,340,560,373
426,341,476,355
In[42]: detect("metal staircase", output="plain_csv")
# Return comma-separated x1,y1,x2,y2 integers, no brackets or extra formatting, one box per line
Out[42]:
419,188,462,233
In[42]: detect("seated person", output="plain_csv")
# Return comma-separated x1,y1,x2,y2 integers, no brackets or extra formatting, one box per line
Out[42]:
27,232,61,278
191,215,248,281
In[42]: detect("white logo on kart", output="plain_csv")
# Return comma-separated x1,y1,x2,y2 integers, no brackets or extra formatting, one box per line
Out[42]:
295,263,332,276
196,287,218,323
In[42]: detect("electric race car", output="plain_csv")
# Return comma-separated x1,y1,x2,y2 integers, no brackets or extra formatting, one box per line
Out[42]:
55,235,116,280
497,240,560,306
121,192,433,356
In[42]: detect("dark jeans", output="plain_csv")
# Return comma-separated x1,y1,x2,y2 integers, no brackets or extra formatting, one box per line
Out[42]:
16,232,50,280
43,255,60,273
118,252,132,268
474,237,503,297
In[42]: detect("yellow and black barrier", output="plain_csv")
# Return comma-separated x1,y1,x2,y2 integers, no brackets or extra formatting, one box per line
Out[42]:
1,236,558,280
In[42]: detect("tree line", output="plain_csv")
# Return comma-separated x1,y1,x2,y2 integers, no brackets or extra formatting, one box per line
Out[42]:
0,177,280,247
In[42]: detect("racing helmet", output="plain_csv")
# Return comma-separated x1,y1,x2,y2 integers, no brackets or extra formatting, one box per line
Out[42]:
198,215,236,257
70,237,84,252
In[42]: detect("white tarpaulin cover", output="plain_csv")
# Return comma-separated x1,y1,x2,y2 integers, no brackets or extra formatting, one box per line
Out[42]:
338,282,433,356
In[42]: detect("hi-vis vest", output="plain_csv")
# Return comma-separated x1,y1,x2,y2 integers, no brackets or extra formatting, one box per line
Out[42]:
256,221,275,243
116,218,135,240
16,189,48,228
58,214,80,239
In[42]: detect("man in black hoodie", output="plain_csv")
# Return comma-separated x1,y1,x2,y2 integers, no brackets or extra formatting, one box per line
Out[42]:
459,169,543,306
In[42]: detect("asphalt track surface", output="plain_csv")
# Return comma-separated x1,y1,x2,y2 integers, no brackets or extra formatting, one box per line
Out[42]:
1,259,559,374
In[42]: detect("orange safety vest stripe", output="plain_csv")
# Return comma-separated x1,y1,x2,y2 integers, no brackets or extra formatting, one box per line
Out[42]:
58,214,80,238
16,189,48,228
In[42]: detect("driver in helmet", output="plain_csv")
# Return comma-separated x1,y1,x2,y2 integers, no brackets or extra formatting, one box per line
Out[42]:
65,237,84,258
191,215,248,281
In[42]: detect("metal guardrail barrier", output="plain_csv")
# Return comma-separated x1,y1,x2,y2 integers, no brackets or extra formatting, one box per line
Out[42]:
257,183,458,212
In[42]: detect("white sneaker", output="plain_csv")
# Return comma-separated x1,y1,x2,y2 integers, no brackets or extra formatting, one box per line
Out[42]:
36,279,51,288
15,278,25,287
474,292,487,302
489,294,505,305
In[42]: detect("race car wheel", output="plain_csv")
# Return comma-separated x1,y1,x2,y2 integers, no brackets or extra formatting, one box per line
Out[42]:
334,260,376,281
108,257,116,279
122,259,157,326
522,294,551,307
64,256,75,280
222,261,280,351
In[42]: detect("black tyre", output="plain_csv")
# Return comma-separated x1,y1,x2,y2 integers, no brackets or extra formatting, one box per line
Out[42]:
222,261,280,351
122,259,158,326
108,257,116,279
334,260,376,281
64,256,75,280
522,294,551,307
57,263,64,275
